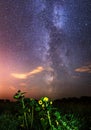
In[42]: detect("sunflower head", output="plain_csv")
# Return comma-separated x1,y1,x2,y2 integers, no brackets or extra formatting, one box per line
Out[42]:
42,104,45,108
50,101,52,105
38,100,42,105
43,97,49,102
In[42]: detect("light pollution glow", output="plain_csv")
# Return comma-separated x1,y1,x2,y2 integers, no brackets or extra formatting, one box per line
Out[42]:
0,66,54,100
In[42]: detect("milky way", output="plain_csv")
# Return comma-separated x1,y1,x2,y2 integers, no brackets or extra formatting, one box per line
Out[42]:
0,0,91,99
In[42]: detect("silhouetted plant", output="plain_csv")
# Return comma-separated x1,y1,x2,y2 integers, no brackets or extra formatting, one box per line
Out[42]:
13,90,84,130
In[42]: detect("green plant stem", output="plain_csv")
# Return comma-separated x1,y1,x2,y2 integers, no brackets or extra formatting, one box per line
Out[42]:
21,98,25,109
31,106,34,128
21,98,28,129
24,112,28,129
47,110,53,130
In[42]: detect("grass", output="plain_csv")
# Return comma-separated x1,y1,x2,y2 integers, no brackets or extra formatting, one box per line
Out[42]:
0,113,18,130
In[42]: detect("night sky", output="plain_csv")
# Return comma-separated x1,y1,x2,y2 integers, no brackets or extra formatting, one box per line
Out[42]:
0,0,91,100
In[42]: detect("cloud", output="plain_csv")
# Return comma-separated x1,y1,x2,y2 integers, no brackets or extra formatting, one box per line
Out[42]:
75,64,91,73
27,66,44,75
11,73,27,79
11,66,44,79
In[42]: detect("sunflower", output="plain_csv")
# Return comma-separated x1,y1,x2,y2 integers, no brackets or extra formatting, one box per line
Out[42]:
50,101,52,105
43,97,49,102
42,104,45,108
38,100,42,105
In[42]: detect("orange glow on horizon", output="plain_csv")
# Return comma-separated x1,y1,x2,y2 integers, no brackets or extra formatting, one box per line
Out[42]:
0,65,45,100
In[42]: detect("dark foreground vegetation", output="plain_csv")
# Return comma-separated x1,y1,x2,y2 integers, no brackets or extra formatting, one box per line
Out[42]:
0,91,91,130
